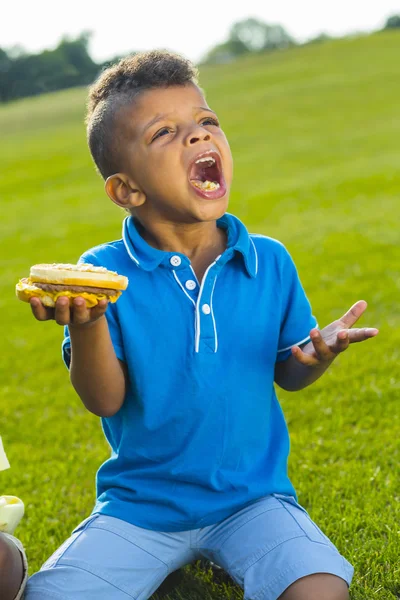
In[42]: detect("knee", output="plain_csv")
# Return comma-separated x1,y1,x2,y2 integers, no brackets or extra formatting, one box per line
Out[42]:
278,573,350,600
0,533,25,600
0,533,13,569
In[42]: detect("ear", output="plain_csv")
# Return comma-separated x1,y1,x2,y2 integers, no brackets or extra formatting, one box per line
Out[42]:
105,174,146,210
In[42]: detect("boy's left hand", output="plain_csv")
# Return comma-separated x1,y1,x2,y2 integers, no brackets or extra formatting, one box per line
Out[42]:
292,300,379,366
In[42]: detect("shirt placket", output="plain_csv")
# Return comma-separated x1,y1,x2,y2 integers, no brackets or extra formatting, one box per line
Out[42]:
171,256,221,354
195,265,219,354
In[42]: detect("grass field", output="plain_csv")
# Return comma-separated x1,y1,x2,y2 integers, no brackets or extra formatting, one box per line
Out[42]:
1,30,399,599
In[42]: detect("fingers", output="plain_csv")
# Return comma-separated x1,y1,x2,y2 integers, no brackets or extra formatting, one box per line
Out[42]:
89,299,109,322
335,329,350,352
321,327,379,354
54,297,71,325
309,329,336,360
30,296,109,326
291,345,320,366
30,297,55,321
292,329,342,365
70,297,108,325
339,300,368,328
343,327,379,344
69,297,90,325
291,325,380,366
30,296,71,325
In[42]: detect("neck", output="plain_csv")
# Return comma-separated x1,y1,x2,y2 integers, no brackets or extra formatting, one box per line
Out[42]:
135,216,227,281
136,217,226,259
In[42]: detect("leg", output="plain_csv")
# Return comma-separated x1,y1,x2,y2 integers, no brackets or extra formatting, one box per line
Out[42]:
196,493,353,600
0,532,25,600
278,573,349,600
25,513,197,600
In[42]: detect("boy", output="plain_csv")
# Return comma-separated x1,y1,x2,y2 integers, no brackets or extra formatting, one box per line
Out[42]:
24,50,378,600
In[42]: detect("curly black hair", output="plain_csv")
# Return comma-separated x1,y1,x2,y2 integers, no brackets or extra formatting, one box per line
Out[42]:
86,50,199,179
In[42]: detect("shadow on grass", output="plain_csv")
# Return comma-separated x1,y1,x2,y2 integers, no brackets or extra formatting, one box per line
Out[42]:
151,562,243,600
150,564,371,600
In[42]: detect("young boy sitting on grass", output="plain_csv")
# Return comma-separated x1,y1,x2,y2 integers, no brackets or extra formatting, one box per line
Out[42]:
24,50,378,600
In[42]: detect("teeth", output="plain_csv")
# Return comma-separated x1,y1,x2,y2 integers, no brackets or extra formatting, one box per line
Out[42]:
195,157,216,165
191,180,220,191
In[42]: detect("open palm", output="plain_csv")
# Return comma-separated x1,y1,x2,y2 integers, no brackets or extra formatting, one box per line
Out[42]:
292,300,379,366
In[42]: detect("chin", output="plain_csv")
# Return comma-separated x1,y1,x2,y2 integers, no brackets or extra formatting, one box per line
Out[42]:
194,196,229,223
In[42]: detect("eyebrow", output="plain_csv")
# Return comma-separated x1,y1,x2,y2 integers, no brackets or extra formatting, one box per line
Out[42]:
143,113,167,134
143,107,217,134
195,106,217,115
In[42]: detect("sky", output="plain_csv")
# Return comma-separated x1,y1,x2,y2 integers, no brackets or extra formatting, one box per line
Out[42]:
2,0,400,63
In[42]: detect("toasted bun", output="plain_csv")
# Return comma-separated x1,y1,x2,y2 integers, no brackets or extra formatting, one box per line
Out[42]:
29,263,128,291
16,278,121,308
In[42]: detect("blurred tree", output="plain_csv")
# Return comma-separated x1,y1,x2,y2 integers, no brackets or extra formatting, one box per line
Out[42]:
384,15,400,29
57,31,98,78
202,17,294,64
0,48,12,101
304,32,333,45
99,53,134,71
0,48,11,72
4,44,27,60
0,32,100,103
230,18,294,52
201,39,248,65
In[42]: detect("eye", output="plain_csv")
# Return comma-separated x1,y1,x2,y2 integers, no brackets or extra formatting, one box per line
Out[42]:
152,127,170,142
201,117,219,127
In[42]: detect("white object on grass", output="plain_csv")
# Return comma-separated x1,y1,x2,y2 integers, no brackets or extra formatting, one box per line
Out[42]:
0,436,10,471
0,436,25,534
0,496,25,534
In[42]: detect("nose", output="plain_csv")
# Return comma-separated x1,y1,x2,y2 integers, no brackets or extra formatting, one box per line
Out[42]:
185,125,211,146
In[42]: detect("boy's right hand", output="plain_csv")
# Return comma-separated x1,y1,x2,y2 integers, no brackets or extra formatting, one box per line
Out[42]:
29,296,108,327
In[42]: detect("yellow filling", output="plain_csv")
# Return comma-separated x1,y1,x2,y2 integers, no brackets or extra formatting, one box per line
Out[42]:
16,279,121,306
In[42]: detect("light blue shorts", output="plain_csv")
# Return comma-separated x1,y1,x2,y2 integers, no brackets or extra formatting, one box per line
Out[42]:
24,493,353,600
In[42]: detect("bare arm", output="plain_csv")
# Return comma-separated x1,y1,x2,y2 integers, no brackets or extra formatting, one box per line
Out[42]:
274,349,333,391
30,296,127,417
69,316,126,416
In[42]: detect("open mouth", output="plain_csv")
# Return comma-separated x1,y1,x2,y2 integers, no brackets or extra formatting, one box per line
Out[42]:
188,151,225,196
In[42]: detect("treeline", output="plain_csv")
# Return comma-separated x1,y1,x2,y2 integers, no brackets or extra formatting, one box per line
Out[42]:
0,31,117,103
201,14,400,64
201,18,295,64
1,15,399,104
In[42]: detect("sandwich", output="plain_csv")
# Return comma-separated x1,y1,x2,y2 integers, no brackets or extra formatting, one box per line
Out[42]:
16,263,128,308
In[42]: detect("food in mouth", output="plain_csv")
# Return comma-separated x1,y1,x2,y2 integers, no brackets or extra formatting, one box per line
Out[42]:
189,155,222,192
192,179,220,191
16,263,129,308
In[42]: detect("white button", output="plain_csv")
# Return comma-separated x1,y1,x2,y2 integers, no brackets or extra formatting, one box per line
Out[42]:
202,303,211,315
185,280,196,290
170,255,181,267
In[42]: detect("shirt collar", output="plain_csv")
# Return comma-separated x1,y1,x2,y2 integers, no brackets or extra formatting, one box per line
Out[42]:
122,213,258,278
217,213,258,278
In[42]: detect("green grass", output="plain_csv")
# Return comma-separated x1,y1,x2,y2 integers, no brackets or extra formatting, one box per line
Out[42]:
1,31,399,599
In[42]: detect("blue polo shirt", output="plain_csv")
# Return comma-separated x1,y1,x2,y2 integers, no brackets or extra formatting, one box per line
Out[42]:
62,213,317,532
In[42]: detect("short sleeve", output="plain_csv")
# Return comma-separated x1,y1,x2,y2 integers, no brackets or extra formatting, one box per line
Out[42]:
276,246,318,363
61,253,126,370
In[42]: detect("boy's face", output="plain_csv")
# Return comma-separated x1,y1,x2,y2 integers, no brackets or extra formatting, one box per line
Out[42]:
111,83,233,224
